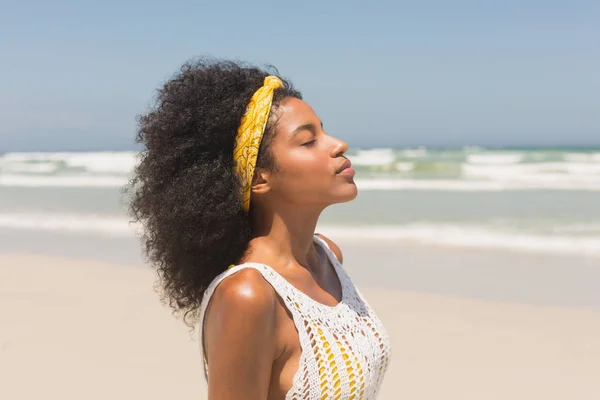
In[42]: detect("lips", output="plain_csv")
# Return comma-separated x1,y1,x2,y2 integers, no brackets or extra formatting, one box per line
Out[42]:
336,159,352,174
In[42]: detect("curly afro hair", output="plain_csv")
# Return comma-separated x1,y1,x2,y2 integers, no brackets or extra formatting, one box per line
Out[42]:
125,57,302,326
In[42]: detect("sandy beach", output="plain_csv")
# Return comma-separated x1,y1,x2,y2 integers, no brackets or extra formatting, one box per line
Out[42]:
1,245,599,400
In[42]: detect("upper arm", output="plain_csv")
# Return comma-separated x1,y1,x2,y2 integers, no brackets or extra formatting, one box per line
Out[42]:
203,269,278,400
315,233,344,264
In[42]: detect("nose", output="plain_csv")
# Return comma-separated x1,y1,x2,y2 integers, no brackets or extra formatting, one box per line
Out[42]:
331,136,349,157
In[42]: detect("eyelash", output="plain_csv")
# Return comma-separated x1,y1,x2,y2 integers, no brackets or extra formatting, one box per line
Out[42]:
302,139,317,147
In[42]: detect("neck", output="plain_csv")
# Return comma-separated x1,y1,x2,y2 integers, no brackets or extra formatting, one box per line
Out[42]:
250,203,324,267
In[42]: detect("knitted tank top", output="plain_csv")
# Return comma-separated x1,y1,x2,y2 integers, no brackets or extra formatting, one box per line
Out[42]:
198,235,391,399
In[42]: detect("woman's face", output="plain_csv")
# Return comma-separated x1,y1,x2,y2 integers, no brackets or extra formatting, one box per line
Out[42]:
256,97,357,209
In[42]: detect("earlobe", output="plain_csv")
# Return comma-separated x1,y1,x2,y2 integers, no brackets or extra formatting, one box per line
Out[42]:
251,169,271,195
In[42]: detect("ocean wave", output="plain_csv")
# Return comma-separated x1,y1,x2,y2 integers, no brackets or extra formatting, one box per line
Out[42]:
394,162,414,172
0,212,136,237
1,162,60,174
462,162,600,178
466,152,525,165
350,148,396,168
2,174,598,190
354,178,600,191
0,212,597,257
398,148,428,158
2,150,599,190
317,224,600,257
0,174,130,187
1,151,139,175
564,153,600,163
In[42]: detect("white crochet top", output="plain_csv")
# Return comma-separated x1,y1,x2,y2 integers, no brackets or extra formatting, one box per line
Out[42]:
198,235,391,399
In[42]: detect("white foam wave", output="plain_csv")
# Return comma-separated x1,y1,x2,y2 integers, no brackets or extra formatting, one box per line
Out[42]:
2,175,598,191
2,151,600,190
354,178,600,191
462,163,600,189
467,152,524,165
1,151,139,175
0,212,137,237
399,148,428,158
351,148,396,167
0,162,59,174
464,162,600,177
0,174,130,187
564,153,600,163
318,224,600,257
394,162,414,172
0,212,598,257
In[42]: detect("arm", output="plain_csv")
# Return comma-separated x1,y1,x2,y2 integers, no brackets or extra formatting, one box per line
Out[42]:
203,269,278,400
315,233,344,264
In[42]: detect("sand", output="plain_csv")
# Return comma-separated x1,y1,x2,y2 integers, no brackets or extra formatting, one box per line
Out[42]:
1,252,600,399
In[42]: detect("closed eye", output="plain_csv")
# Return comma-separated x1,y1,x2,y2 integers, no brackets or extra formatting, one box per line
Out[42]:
302,139,316,147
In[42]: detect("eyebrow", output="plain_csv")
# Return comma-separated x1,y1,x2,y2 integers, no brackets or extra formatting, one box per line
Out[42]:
291,120,324,136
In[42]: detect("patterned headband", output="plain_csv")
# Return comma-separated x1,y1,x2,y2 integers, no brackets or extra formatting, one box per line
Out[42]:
232,75,283,212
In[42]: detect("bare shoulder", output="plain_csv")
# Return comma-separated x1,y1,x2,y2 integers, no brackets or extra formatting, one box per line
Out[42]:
203,268,279,398
207,268,278,322
203,268,278,365
315,233,344,264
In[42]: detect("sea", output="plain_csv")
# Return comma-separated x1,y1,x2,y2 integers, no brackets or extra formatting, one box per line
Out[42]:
1,147,599,260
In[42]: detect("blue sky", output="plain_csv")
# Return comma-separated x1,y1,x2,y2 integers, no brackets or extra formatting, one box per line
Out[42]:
1,0,599,151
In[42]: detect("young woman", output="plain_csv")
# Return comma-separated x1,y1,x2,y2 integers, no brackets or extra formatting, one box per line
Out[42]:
128,58,391,399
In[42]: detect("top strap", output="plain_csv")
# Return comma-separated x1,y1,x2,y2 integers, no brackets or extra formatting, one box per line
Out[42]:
312,234,342,265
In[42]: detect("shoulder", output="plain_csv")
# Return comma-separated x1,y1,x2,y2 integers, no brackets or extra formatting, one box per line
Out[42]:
207,267,278,322
203,267,279,361
202,268,279,397
315,233,344,264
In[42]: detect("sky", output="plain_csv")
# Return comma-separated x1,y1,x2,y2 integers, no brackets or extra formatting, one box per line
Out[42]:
1,0,599,151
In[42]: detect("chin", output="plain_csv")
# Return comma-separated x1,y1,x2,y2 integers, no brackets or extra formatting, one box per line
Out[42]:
336,181,358,203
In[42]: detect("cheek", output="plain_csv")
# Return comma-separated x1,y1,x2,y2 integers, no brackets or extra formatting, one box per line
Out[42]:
280,150,330,180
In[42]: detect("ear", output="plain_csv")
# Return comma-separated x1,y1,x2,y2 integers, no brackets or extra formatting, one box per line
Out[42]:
251,168,271,195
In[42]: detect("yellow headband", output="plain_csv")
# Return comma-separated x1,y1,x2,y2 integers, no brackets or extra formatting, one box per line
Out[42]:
233,75,283,212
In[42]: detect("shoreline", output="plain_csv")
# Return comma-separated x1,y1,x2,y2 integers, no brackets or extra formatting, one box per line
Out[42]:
1,227,599,309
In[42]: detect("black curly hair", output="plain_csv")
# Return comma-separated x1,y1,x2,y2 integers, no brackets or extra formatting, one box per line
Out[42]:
125,57,302,326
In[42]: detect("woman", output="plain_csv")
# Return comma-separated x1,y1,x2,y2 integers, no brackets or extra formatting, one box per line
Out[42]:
128,58,391,399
